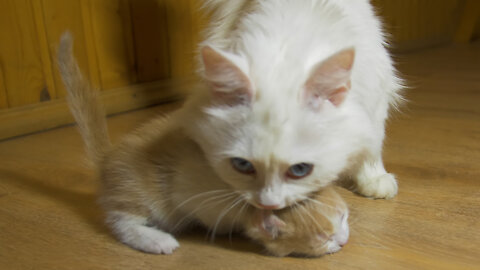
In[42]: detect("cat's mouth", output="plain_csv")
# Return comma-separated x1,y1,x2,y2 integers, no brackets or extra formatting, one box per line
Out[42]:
249,195,315,211
256,203,281,210
249,201,285,210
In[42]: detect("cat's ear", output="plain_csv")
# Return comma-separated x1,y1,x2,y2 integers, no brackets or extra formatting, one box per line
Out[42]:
201,46,253,106
304,48,355,108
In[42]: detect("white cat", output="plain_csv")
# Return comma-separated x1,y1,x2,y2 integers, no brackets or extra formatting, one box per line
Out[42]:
58,0,402,255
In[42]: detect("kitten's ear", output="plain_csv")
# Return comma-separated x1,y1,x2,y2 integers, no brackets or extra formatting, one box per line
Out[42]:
304,48,355,108
201,46,253,106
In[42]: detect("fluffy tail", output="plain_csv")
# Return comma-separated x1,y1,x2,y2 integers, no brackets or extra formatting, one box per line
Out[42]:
57,32,111,164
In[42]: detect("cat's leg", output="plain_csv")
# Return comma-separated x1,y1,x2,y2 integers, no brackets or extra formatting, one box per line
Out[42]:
351,101,398,199
106,211,179,254
353,155,398,199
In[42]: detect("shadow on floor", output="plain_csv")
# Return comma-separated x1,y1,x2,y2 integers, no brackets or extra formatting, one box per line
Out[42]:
1,168,109,236
1,168,268,255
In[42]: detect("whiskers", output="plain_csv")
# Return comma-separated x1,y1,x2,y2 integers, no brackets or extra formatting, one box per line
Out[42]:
166,189,230,220
207,194,246,242
304,196,339,210
169,190,237,233
228,200,249,242
167,189,249,242
292,200,329,235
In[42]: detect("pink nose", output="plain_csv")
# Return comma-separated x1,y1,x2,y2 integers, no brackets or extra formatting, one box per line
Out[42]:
257,203,280,210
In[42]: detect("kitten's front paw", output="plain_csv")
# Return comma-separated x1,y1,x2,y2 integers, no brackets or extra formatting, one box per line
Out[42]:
124,226,180,254
356,173,398,199
323,210,349,254
333,212,349,246
324,238,342,254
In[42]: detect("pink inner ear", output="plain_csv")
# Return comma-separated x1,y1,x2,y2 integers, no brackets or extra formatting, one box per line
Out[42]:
201,46,253,106
328,85,348,106
304,48,355,108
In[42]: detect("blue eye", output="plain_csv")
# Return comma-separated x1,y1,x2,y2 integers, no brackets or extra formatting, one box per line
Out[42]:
231,158,255,174
287,163,313,179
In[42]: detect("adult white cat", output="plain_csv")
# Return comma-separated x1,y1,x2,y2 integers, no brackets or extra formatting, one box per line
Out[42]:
58,0,402,254
193,0,402,207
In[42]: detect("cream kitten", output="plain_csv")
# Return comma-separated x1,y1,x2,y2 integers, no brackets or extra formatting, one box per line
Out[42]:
58,0,401,255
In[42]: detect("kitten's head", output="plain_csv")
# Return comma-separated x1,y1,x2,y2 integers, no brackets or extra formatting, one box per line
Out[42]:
188,45,357,210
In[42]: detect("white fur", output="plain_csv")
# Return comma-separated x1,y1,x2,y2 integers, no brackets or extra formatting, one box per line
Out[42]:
333,211,350,247
318,208,350,254
108,211,179,254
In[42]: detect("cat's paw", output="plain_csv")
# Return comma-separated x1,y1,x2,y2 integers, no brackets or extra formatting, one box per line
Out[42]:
122,226,180,254
318,210,349,254
318,233,343,254
333,212,349,246
324,238,342,254
356,172,398,199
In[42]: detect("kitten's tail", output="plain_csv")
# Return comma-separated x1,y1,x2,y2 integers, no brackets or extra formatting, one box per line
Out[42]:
57,32,111,164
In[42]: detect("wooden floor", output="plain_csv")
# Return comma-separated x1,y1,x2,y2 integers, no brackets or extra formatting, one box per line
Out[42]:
1,43,479,270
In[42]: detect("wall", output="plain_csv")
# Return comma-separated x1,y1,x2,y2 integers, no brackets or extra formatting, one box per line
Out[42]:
372,0,466,51
0,0,207,140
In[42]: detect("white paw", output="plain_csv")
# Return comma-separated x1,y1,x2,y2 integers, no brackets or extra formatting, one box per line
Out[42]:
315,210,349,255
357,173,398,199
122,226,179,254
333,212,349,246
325,239,342,254
326,211,349,254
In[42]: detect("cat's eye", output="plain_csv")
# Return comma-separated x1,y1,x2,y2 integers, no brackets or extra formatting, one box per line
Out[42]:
230,158,255,174
286,163,313,179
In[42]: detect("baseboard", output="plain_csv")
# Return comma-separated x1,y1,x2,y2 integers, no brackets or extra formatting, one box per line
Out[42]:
0,78,199,141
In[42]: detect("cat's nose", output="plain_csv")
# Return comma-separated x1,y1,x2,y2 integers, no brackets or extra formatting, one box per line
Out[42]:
257,203,280,210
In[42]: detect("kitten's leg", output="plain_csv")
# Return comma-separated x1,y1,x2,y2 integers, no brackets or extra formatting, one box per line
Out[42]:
353,156,398,199
107,211,179,254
